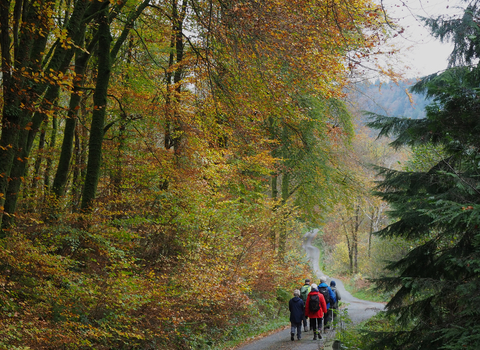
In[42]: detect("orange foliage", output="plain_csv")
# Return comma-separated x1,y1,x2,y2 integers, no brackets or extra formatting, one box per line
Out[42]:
0,0,399,348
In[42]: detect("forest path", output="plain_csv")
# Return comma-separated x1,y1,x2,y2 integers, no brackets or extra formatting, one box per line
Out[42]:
234,230,384,350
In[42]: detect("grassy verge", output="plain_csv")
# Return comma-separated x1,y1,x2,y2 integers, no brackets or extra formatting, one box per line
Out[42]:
341,278,388,303
212,316,289,349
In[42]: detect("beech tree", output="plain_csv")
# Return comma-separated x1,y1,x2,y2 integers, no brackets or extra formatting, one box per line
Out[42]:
0,0,402,348
0,0,154,228
81,0,151,210
0,0,99,228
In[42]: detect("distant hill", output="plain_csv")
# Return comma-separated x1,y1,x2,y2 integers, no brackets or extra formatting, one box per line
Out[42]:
347,79,432,122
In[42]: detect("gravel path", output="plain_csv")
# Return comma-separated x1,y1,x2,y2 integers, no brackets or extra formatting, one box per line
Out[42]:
235,230,384,350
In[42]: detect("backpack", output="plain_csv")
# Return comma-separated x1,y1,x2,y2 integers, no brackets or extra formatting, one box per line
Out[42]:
309,293,320,312
300,285,310,302
318,286,331,304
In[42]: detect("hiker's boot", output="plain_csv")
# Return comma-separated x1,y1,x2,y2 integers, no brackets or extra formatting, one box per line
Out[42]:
313,331,318,340
291,333,295,341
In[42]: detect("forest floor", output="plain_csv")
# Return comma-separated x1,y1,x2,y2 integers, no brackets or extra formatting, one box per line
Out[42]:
234,230,385,350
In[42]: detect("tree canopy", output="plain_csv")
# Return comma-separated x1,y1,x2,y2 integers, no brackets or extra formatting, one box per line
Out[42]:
0,0,397,348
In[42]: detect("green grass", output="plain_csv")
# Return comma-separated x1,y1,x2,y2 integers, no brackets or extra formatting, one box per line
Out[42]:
342,279,388,303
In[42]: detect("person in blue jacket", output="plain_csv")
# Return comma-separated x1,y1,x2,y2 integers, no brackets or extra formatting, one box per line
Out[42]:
288,289,305,341
318,276,336,329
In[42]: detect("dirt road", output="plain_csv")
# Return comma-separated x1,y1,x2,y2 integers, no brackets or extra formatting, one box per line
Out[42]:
235,230,384,350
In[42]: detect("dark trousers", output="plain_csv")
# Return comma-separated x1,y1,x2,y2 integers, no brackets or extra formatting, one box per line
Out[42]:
324,309,332,328
290,321,302,339
309,317,323,333
302,315,308,329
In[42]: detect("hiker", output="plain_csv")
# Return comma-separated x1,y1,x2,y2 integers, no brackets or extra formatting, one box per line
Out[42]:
299,278,311,332
330,280,341,325
318,276,336,329
289,289,304,341
304,283,327,340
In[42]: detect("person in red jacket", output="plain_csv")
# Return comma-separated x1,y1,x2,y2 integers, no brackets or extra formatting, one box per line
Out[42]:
304,283,327,340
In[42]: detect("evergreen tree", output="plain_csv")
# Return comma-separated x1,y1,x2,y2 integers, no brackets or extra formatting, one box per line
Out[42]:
366,2,480,349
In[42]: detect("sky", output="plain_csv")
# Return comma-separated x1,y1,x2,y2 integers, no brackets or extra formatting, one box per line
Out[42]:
381,0,465,77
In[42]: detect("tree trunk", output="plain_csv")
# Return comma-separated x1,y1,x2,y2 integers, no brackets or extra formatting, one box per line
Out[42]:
0,0,54,229
342,216,354,274
32,128,47,191
347,230,353,274
271,174,278,200
368,207,375,257
23,127,46,212
0,0,27,231
278,172,290,260
0,121,21,233
53,46,90,197
111,123,126,194
3,86,61,229
0,0,91,229
81,4,111,210
71,121,85,211
353,203,360,274
281,173,289,205
164,0,186,154
80,0,151,209
278,209,288,261
44,116,58,191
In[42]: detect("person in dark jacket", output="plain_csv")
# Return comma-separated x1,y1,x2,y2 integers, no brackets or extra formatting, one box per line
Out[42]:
304,283,327,340
289,289,305,341
318,276,336,329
